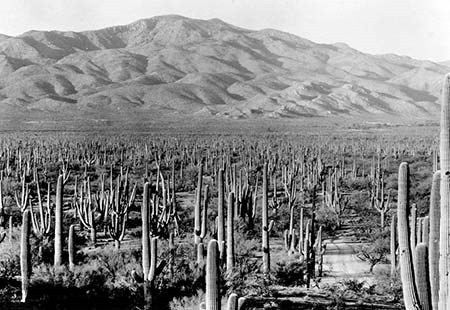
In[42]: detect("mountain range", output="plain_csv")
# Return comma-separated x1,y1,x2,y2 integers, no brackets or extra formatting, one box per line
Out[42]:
0,14,447,122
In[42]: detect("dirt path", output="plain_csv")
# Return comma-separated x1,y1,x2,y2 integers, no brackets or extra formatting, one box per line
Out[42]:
320,231,389,285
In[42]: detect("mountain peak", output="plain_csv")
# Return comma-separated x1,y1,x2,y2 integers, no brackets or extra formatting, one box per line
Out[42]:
0,15,444,121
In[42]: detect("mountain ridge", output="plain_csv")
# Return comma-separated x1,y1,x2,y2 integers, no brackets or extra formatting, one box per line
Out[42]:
0,15,447,121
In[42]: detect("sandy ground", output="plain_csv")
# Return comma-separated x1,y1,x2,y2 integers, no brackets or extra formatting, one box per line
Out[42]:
320,234,389,286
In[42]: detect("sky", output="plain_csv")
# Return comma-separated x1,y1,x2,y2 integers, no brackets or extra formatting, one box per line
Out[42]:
0,0,449,62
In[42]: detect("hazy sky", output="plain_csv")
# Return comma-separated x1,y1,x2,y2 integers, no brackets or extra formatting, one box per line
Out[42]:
0,0,449,62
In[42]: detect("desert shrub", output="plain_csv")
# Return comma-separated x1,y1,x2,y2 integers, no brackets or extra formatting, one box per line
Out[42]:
323,279,376,302
235,233,259,256
169,290,228,310
323,275,401,306
31,235,54,265
169,290,205,310
339,279,375,294
373,271,403,303
0,227,21,280
178,165,198,192
158,243,204,295
343,176,371,192
29,246,142,306
30,264,114,305
89,245,141,288
226,254,273,297
273,259,307,287
315,206,340,233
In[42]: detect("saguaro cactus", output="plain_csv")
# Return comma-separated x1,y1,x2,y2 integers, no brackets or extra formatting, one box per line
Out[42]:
226,192,235,272
262,162,270,273
142,182,150,281
315,225,325,277
68,224,75,271
201,185,209,241
397,162,421,310
194,163,203,245
75,178,96,246
21,210,31,303
414,243,431,310
206,239,220,310
429,170,440,310
169,231,175,278
390,214,397,277
217,169,225,262
197,242,205,266
108,175,137,250
144,236,165,310
227,293,238,310
54,175,63,267
148,237,158,284
237,297,247,310
440,73,450,310
421,216,429,247
410,203,417,262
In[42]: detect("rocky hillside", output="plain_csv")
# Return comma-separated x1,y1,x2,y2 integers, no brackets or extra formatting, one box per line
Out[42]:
0,15,447,120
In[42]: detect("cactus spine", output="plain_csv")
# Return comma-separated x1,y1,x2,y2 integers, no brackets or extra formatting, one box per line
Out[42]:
429,170,440,310
397,162,421,310
206,239,220,310
21,210,31,303
54,174,63,267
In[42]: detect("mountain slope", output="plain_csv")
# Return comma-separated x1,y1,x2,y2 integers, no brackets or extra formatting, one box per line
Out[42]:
0,15,445,120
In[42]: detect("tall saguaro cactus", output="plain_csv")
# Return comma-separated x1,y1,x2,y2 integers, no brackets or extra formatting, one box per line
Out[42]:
217,169,225,262
397,162,421,310
68,224,75,271
144,237,164,310
440,73,450,310
262,162,270,274
226,192,235,272
390,214,397,277
429,170,440,310
194,163,203,245
21,210,31,303
415,243,431,310
142,182,150,281
206,239,220,310
54,175,63,267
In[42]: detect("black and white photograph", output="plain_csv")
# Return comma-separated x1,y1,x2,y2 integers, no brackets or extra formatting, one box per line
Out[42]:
0,1,448,309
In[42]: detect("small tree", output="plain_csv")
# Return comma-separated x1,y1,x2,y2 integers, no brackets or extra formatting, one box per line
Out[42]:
356,236,389,273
